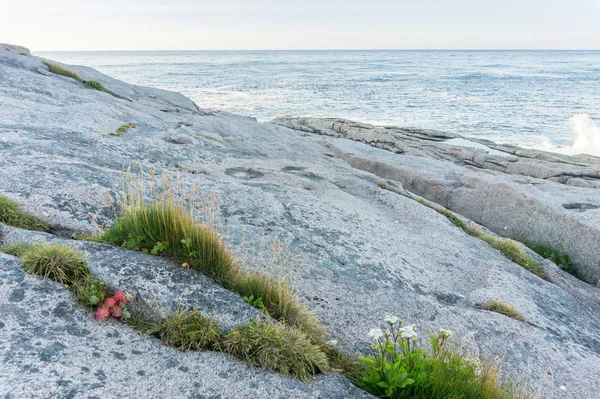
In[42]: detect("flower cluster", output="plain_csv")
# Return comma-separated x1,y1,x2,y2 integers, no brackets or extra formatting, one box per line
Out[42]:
95,290,132,321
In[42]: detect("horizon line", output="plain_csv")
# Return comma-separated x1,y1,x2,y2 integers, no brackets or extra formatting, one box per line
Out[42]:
35,48,600,53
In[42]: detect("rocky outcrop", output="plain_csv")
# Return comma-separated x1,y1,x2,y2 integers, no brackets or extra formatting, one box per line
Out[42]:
2,46,600,398
274,117,600,285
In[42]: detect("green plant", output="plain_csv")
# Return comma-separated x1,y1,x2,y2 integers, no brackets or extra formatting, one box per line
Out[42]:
150,241,168,255
19,52,28,56
21,243,89,285
221,320,329,381
242,294,266,311
84,80,105,91
233,272,325,346
486,237,544,278
42,61,80,80
0,243,32,257
482,301,526,322
460,223,544,279
355,317,532,399
98,200,236,283
417,200,544,279
435,207,465,228
70,275,111,309
109,123,136,136
525,243,576,276
0,195,50,232
147,309,221,351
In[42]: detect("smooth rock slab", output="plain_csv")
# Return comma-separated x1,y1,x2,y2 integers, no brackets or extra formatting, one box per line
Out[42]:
0,253,372,399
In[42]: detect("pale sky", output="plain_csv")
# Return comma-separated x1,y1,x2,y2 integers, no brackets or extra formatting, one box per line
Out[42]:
1,0,599,51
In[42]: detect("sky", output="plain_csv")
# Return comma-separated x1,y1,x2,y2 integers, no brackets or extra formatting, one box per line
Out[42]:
0,0,599,51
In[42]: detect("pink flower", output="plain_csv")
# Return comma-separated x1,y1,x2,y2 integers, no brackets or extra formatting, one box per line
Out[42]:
110,306,123,318
104,297,117,307
95,306,110,320
113,291,126,303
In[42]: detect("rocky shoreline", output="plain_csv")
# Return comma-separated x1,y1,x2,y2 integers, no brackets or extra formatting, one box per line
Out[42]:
1,44,600,398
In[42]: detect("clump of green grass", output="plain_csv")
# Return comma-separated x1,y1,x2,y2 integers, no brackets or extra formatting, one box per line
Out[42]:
21,243,89,285
221,320,330,381
84,80,105,91
42,61,80,80
436,207,465,228
425,203,544,279
464,225,544,278
0,195,50,232
16,242,111,307
0,243,32,257
233,272,326,346
525,243,576,276
488,238,544,278
147,309,222,351
482,300,526,322
19,52,28,56
109,123,136,136
99,200,236,283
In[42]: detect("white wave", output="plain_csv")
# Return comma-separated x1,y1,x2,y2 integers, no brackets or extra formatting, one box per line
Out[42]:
567,114,600,157
536,114,600,157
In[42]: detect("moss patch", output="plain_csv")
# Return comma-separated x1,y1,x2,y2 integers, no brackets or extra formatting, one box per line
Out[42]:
109,123,136,136
84,80,105,91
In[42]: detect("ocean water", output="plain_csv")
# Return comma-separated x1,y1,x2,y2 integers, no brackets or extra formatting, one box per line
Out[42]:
39,50,600,156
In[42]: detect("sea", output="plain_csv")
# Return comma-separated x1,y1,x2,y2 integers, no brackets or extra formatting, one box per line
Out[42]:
38,50,600,156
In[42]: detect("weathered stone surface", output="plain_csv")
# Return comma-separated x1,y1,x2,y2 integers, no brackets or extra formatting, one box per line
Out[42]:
323,137,600,285
2,46,600,398
276,117,600,286
0,253,371,399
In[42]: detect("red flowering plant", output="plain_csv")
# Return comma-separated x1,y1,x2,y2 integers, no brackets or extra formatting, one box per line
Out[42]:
94,290,132,321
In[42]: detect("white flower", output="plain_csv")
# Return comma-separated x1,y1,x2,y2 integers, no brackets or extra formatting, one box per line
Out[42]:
465,358,482,374
439,329,452,339
384,316,401,325
368,328,384,341
398,324,417,340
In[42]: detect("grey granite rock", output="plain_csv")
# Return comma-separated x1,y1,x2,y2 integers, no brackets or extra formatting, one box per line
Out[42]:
0,253,372,399
2,47,600,398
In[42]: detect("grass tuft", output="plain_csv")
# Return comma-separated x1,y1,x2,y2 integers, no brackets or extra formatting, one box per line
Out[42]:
482,300,526,322
42,61,80,80
436,207,465,228
84,80,105,91
146,309,222,351
0,243,32,257
21,243,89,285
222,320,330,381
99,200,236,283
427,204,544,279
233,272,326,346
0,195,50,232
109,123,136,136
